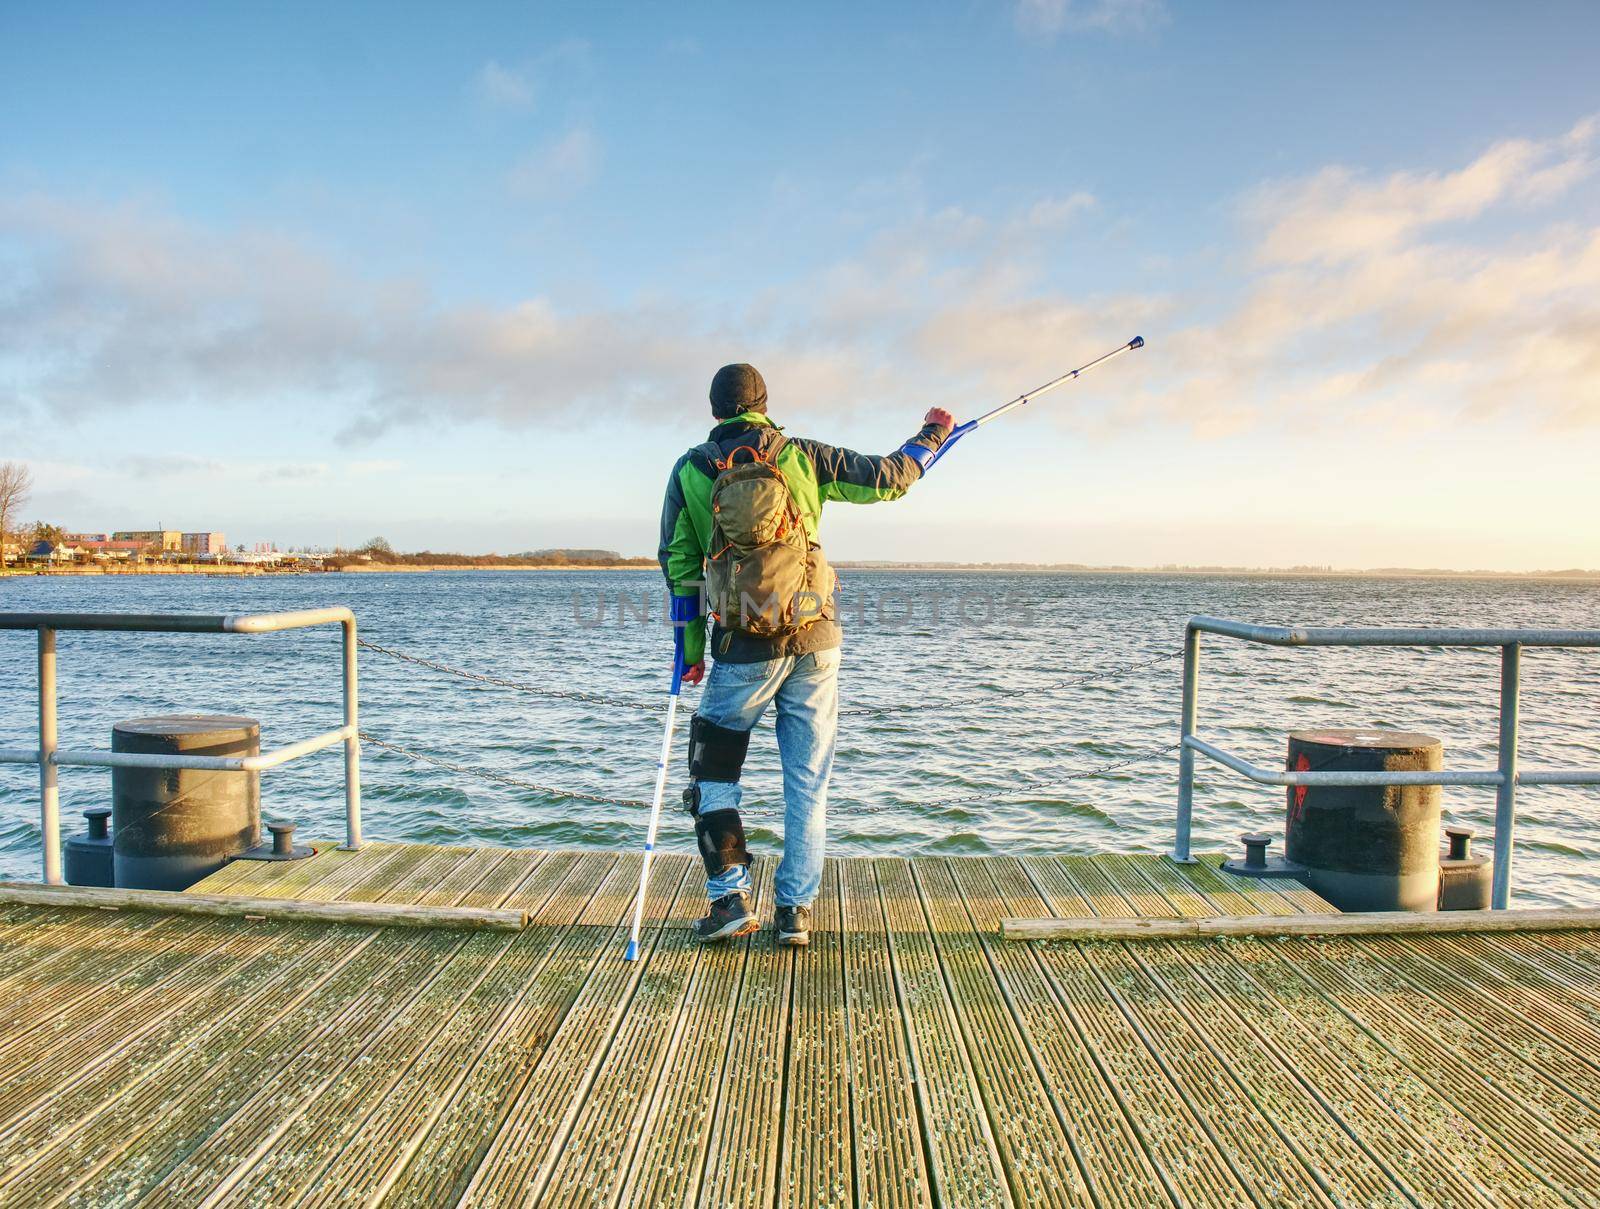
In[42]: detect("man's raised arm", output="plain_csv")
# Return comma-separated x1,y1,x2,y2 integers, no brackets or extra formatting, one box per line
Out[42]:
797,408,955,505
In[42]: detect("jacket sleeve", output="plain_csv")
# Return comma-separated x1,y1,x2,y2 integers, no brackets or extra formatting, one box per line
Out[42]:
796,422,951,505
658,455,707,664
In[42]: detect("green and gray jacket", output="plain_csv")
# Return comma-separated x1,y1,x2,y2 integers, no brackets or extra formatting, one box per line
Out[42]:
659,412,949,663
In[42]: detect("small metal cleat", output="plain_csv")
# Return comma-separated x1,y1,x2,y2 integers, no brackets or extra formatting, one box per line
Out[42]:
1222,831,1308,879
239,820,314,862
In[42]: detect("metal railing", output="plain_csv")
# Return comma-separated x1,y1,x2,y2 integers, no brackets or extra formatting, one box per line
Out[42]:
0,609,362,884
1173,616,1600,908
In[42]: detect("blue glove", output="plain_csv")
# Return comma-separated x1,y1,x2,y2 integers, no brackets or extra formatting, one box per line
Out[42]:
670,592,704,692
904,419,977,473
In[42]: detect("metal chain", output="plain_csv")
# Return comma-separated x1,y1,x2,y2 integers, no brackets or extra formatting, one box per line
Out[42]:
840,649,1180,717
359,731,1177,816
356,639,666,712
907,741,1180,809
358,636,1179,718
360,732,654,808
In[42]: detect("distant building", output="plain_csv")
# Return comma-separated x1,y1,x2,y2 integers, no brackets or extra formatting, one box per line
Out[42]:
114,530,181,551
28,541,81,564
76,538,148,561
181,531,226,556
66,532,109,544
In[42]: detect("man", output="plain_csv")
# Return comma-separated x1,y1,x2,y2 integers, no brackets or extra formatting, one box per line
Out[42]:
659,361,953,947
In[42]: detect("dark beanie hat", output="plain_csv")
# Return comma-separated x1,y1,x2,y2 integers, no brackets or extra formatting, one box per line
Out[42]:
709,363,767,419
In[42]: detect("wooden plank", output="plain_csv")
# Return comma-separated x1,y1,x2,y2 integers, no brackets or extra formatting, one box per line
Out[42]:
0,910,204,1037
838,857,931,1209
1020,856,1254,1207
698,865,796,1209
292,853,609,1209
411,845,512,906
1474,931,1600,1017
1123,941,1415,1207
1366,935,1600,1077
1117,853,1230,916
911,858,1095,1208
616,861,773,1209
149,927,485,1205
0,922,352,1172
94,842,503,1205
119,929,468,1205
7,847,1600,1209
949,858,1178,1209
194,842,360,897
536,858,722,1208
1161,939,1499,1206
1277,935,1600,1202
369,844,480,904
1208,938,1560,1204
0,915,238,1076
289,841,414,901
1161,856,1297,916
0,925,404,1205
454,847,543,908
188,857,562,1206
182,853,265,892
230,840,402,902
1002,907,1600,940
874,858,1010,1209
0,905,172,1003
777,859,852,1209
447,854,694,1207
1103,857,1431,1204
1199,853,1333,914
0,881,525,930
1055,930,1341,1206
332,842,443,902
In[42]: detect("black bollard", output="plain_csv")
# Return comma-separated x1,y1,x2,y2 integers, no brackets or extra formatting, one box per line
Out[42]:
1284,729,1442,912
64,807,115,887
111,715,261,891
239,820,313,862
1438,825,1493,911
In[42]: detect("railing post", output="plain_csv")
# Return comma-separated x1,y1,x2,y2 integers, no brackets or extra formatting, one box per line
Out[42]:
37,627,63,885
1172,624,1200,863
1491,642,1521,909
341,618,363,850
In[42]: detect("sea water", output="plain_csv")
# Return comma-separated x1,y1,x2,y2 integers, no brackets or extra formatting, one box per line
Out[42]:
2,570,1596,907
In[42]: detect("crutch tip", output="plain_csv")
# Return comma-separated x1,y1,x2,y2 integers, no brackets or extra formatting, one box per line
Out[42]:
623,939,639,962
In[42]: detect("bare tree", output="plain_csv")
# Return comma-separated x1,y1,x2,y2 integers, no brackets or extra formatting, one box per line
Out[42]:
0,462,33,569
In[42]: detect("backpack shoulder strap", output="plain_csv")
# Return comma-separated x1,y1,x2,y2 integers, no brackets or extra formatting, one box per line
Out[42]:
686,441,720,479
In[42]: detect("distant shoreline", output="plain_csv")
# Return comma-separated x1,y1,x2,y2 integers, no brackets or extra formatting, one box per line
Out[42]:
6,563,1597,584
335,563,649,573
833,563,1600,582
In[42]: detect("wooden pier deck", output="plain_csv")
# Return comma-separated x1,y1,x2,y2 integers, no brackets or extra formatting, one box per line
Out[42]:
2,844,1599,1206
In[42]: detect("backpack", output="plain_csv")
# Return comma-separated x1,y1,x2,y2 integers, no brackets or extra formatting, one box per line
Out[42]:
704,435,833,637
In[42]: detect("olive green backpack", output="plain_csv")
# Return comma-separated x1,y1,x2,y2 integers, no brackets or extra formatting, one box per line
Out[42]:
704,436,833,637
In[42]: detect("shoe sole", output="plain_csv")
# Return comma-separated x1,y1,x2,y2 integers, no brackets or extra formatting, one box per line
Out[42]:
697,916,759,943
777,932,810,947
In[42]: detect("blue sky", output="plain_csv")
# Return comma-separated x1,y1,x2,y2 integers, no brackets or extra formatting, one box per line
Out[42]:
2,1,1598,568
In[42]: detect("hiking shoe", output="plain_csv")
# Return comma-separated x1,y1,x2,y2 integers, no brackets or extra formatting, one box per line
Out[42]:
693,893,758,943
776,905,811,947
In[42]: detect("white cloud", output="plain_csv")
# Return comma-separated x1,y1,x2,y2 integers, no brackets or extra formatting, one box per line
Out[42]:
507,127,601,198
3,119,1598,455
1015,0,1166,37
1137,117,1600,433
1249,116,1597,266
472,61,534,110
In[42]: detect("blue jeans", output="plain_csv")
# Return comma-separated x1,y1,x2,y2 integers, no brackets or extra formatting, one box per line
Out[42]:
695,647,840,908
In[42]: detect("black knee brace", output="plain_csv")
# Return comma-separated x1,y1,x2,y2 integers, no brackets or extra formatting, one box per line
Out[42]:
684,789,751,877
688,714,751,783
